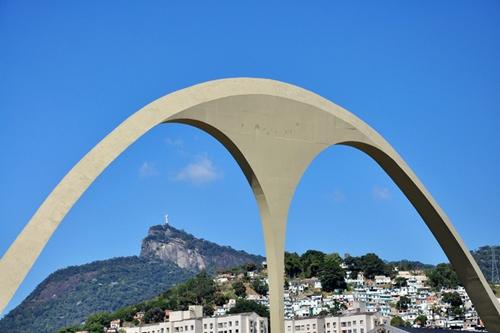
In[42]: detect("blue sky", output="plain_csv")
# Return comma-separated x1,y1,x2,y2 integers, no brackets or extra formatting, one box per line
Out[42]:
1,1,499,315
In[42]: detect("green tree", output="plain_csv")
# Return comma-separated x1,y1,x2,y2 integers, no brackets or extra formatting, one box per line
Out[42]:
203,304,215,317
227,299,269,318
359,253,391,279
175,271,216,307
301,250,326,278
390,316,406,327
328,301,347,315
396,296,411,311
245,262,258,272
344,255,361,278
345,253,391,279
426,263,460,290
394,277,407,288
319,255,347,292
214,293,229,306
442,292,462,307
252,278,269,296
414,315,427,327
144,307,164,324
232,281,247,298
83,311,112,333
285,252,303,278
112,306,136,322
442,292,464,317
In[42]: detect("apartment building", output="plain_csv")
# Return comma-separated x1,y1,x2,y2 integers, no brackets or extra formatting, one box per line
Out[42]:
285,311,380,333
120,306,267,333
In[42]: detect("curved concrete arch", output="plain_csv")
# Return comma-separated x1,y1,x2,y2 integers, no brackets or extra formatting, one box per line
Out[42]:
1,78,498,331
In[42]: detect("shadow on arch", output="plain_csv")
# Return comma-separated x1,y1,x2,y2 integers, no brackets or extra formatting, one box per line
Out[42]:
168,118,270,216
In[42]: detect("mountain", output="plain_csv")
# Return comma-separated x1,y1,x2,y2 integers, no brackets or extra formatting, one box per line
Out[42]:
0,224,264,333
0,257,191,333
141,224,265,272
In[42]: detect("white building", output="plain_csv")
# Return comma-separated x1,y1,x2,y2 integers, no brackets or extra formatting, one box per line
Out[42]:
286,317,323,333
285,312,380,333
120,307,267,333
374,276,391,285
346,273,364,286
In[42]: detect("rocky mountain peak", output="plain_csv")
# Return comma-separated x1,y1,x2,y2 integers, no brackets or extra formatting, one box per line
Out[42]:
140,224,264,272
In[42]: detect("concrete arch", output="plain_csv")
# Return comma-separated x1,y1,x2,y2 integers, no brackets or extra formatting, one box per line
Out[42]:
1,78,498,331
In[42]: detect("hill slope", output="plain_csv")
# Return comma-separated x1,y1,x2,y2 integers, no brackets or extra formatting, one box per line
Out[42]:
0,224,264,333
0,256,192,333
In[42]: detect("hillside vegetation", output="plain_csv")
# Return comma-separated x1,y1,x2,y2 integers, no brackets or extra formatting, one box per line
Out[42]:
0,224,263,333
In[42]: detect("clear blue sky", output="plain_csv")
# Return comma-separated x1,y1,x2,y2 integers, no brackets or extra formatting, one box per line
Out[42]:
1,1,499,316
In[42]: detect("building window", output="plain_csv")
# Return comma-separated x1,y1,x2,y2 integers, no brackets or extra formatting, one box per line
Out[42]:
205,324,208,329
235,321,239,327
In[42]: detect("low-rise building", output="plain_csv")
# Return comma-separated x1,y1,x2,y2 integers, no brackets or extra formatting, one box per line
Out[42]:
120,308,267,333
374,276,391,286
285,311,380,333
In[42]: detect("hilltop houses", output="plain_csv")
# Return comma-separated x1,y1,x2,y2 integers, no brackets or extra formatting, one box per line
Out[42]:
105,264,485,333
